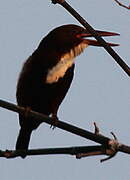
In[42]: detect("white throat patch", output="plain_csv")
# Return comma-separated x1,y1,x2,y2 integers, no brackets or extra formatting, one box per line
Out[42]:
46,42,87,84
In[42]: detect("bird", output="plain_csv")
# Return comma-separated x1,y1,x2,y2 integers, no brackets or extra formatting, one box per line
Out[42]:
16,24,119,157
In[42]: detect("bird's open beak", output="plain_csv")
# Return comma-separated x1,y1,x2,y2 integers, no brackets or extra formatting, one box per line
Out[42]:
77,30,120,46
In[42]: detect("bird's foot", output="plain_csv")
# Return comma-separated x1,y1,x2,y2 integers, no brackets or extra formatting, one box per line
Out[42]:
24,107,31,118
50,114,59,129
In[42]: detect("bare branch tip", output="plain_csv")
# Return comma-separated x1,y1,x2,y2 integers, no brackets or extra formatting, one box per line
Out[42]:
111,131,118,140
93,122,100,135
114,0,130,10
100,156,112,163
51,0,65,4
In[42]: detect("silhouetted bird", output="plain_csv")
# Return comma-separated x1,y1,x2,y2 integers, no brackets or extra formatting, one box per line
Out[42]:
16,24,119,157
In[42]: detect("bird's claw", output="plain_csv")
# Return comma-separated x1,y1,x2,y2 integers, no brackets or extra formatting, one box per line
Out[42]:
50,114,59,129
24,107,31,118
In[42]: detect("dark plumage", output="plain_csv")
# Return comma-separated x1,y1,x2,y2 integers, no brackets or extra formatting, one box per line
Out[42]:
16,24,119,157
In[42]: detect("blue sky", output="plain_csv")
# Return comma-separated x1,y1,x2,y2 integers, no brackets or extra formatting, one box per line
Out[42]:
0,0,130,179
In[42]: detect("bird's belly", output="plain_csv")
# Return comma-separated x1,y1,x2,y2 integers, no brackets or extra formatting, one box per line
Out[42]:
17,65,74,116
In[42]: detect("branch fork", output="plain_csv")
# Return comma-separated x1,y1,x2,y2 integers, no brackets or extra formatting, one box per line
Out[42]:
76,123,120,162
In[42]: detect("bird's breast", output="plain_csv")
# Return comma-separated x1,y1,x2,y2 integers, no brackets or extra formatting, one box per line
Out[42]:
46,42,87,84
46,53,74,84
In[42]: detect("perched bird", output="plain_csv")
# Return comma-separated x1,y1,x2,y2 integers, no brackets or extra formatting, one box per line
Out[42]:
16,24,119,155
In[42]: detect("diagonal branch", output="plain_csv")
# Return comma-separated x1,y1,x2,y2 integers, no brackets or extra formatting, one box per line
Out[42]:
0,99,110,145
51,0,130,76
1,99,130,158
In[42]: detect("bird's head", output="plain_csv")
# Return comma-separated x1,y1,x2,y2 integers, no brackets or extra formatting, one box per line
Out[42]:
38,24,119,84
40,24,119,55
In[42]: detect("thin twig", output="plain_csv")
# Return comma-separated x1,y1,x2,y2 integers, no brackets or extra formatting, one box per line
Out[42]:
114,0,130,10
51,0,130,76
94,122,100,135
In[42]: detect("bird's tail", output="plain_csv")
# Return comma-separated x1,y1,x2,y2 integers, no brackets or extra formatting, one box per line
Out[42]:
16,127,32,158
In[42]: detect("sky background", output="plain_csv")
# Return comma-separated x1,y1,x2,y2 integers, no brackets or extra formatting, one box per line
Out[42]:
0,0,130,179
